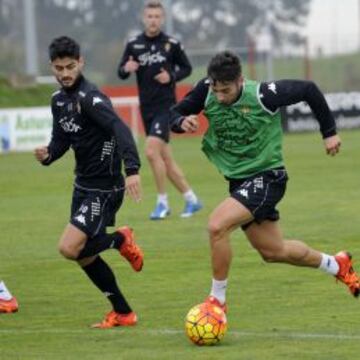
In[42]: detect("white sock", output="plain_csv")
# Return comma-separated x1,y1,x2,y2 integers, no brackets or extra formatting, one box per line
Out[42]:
157,193,168,207
183,189,198,203
319,253,339,275
210,278,228,305
0,281,13,301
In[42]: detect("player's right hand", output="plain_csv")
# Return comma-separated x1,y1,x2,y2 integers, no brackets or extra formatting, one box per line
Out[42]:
324,134,341,156
124,56,139,73
34,146,49,162
181,115,199,133
125,174,142,203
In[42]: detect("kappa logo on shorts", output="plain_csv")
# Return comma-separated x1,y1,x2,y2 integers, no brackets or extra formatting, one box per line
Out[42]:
92,96,103,106
154,122,162,135
237,189,249,199
75,214,86,225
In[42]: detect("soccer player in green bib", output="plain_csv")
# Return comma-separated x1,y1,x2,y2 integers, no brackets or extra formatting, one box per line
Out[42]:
171,51,360,311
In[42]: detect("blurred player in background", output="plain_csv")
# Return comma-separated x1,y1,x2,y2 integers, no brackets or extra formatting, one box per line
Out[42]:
34,36,144,329
171,51,360,311
118,0,202,220
0,280,18,313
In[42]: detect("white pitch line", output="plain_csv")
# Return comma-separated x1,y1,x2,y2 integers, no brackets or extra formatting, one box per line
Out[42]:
155,329,360,340
0,328,359,340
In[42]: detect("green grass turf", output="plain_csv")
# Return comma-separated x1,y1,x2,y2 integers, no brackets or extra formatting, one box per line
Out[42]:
0,131,360,359
0,77,56,108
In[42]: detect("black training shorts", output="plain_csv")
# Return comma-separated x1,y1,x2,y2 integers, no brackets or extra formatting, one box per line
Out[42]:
70,185,124,237
229,167,288,230
141,108,171,143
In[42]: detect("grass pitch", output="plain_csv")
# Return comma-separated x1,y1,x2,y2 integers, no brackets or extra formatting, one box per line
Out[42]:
0,131,360,359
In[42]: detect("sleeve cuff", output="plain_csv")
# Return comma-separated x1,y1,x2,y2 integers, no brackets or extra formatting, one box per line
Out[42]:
171,116,186,133
41,154,52,166
125,168,139,177
321,127,337,139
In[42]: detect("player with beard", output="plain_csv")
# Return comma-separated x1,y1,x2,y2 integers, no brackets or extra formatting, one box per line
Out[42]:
35,36,144,328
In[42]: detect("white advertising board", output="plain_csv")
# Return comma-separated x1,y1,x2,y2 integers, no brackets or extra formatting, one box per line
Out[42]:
0,107,52,153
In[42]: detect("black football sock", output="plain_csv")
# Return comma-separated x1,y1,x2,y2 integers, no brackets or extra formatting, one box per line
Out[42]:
81,256,132,314
77,232,124,259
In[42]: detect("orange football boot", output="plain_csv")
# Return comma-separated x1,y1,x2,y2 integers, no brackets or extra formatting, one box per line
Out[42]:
117,226,144,272
0,297,19,313
92,311,137,329
205,296,228,313
335,251,360,297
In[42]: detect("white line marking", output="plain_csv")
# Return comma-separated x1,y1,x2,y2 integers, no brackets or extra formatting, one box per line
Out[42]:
0,327,359,340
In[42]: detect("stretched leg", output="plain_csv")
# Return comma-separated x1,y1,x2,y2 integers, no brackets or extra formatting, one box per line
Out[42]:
205,197,253,307
245,221,360,297
208,197,253,280
244,220,323,267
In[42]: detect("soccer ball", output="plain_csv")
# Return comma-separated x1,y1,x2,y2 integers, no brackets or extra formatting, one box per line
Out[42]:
185,302,227,346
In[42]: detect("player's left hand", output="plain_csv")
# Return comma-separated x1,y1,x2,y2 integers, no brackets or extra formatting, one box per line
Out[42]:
34,146,49,162
324,134,341,156
154,68,171,84
181,115,199,133
125,174,142,202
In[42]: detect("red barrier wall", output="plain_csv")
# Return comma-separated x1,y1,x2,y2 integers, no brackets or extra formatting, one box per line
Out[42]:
102,85,208,136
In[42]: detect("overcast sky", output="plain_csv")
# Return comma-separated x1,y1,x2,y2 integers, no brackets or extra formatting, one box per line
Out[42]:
305,0,359,55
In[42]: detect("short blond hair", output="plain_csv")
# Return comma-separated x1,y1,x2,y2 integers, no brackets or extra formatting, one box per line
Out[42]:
144,0,164,11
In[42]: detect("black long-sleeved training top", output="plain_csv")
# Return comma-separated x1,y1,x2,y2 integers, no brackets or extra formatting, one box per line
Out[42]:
118,31,192,111
171,78,337,139
42,75,141,190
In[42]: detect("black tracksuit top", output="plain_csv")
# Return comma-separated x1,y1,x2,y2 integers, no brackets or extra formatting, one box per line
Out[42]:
118,31,192,111
43,75,140,190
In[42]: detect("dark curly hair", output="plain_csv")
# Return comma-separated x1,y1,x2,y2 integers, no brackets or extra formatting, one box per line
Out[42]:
207,51,242,84
49,36,80,61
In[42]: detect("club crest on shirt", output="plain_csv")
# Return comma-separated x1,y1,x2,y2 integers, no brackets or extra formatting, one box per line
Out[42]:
165,42,171,52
